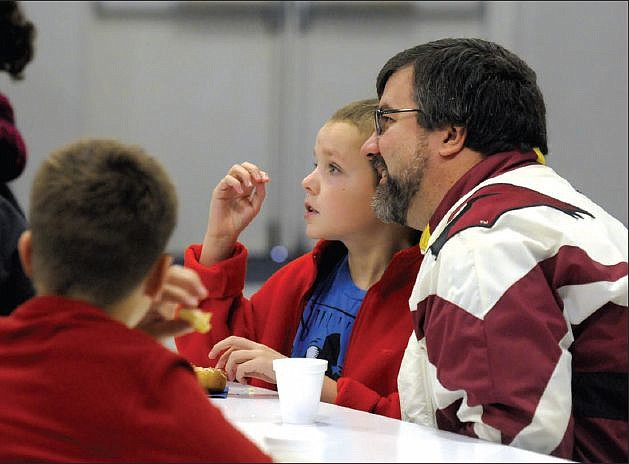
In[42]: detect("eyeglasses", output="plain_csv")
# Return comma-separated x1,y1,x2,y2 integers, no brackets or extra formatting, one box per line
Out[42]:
374,108,421,136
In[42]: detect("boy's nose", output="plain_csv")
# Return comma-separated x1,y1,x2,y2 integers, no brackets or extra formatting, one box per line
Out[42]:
302,170,317,192
360,131,379,159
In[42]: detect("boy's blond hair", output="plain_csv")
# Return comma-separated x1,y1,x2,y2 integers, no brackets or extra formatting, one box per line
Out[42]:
328,98,378,139
29,139,177,308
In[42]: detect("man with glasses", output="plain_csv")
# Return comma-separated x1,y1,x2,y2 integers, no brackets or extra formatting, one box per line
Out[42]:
360,38,627,463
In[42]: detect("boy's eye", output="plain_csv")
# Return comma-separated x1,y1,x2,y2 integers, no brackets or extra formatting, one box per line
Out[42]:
328,164,339,174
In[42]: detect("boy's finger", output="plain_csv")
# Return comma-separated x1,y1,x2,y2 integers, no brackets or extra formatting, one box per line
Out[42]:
160,266,207,304
209,336,254,358
160,284,201,307
214,347,236,370
228,164,254,188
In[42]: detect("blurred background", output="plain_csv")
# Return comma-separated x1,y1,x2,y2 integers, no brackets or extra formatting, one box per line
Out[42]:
2,1,627,285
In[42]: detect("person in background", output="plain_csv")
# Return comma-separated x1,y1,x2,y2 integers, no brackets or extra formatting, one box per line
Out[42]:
0,138,271,462
360,37,627,463
0,0,36,314
176,99,422,418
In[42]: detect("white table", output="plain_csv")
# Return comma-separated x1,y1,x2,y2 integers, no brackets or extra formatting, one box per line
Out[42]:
211,382,573,463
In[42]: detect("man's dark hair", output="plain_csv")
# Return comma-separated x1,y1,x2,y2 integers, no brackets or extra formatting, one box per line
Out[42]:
376,38,548,155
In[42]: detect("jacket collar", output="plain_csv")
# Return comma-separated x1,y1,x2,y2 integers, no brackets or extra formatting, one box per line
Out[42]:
421,150,541,252
310,239,422,294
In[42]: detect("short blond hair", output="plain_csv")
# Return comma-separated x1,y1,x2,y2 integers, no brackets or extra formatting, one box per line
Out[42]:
328,98,377,139
29,139,177,307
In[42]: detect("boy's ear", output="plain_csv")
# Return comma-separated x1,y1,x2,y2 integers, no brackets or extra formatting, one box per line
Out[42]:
438,125,467,158
144,254,173,300
17,230,33,278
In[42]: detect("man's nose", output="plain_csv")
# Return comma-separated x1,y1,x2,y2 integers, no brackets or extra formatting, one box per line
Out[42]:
360,131,379,159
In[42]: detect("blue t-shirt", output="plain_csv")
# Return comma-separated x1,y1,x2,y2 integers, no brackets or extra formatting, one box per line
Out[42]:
290,255,366,380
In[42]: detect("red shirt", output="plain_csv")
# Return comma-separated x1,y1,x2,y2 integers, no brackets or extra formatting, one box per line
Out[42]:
176,240,422,419
0,296,271,462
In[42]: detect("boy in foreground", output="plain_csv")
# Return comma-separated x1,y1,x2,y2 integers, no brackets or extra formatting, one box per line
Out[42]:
0,139,271,462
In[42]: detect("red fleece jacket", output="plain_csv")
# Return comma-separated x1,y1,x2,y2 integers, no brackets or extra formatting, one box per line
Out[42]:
0,296,271,462
176,240,422,419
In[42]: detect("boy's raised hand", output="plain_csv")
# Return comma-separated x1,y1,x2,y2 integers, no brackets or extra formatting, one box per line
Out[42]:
200,162,269,266
208,335,284,385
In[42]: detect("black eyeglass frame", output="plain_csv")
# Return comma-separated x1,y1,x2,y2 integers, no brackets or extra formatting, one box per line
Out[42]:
374,108,421,136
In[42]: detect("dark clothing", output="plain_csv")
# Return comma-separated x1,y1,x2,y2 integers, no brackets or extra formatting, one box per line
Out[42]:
0,186,33,315
0,92,34,315
0,92,27,183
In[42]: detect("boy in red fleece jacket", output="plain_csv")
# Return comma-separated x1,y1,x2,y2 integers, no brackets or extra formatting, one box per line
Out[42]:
0,138,270,462
176,99,422,418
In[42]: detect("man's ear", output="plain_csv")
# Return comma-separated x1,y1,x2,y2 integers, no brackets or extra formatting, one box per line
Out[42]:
17,230,33,278
438,125,467,158
144,254,173,300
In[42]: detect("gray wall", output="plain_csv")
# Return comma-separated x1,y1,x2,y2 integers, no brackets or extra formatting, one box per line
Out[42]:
2,1,626,259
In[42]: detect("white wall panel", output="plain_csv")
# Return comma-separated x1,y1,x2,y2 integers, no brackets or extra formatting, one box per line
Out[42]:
2,1,626,262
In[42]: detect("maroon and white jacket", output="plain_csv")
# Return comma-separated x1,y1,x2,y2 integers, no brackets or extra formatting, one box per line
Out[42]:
398,151,628,463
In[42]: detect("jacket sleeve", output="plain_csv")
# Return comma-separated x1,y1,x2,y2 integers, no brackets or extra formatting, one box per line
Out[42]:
175,242,311,369
336,377,401,419
175,242,257,367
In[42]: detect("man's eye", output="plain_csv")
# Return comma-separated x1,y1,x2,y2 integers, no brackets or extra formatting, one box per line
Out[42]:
328,164,339,174
380,115,396,132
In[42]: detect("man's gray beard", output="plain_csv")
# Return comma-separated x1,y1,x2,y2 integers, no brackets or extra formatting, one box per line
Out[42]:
371,151,424,226
372,176,416,225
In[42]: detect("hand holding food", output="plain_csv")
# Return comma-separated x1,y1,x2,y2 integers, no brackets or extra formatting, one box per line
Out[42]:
178,308,212,334
136,265,208,340
158,264,208,307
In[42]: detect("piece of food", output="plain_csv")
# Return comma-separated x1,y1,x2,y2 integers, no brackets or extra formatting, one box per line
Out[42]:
194,366,227,392
178,308,212,333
